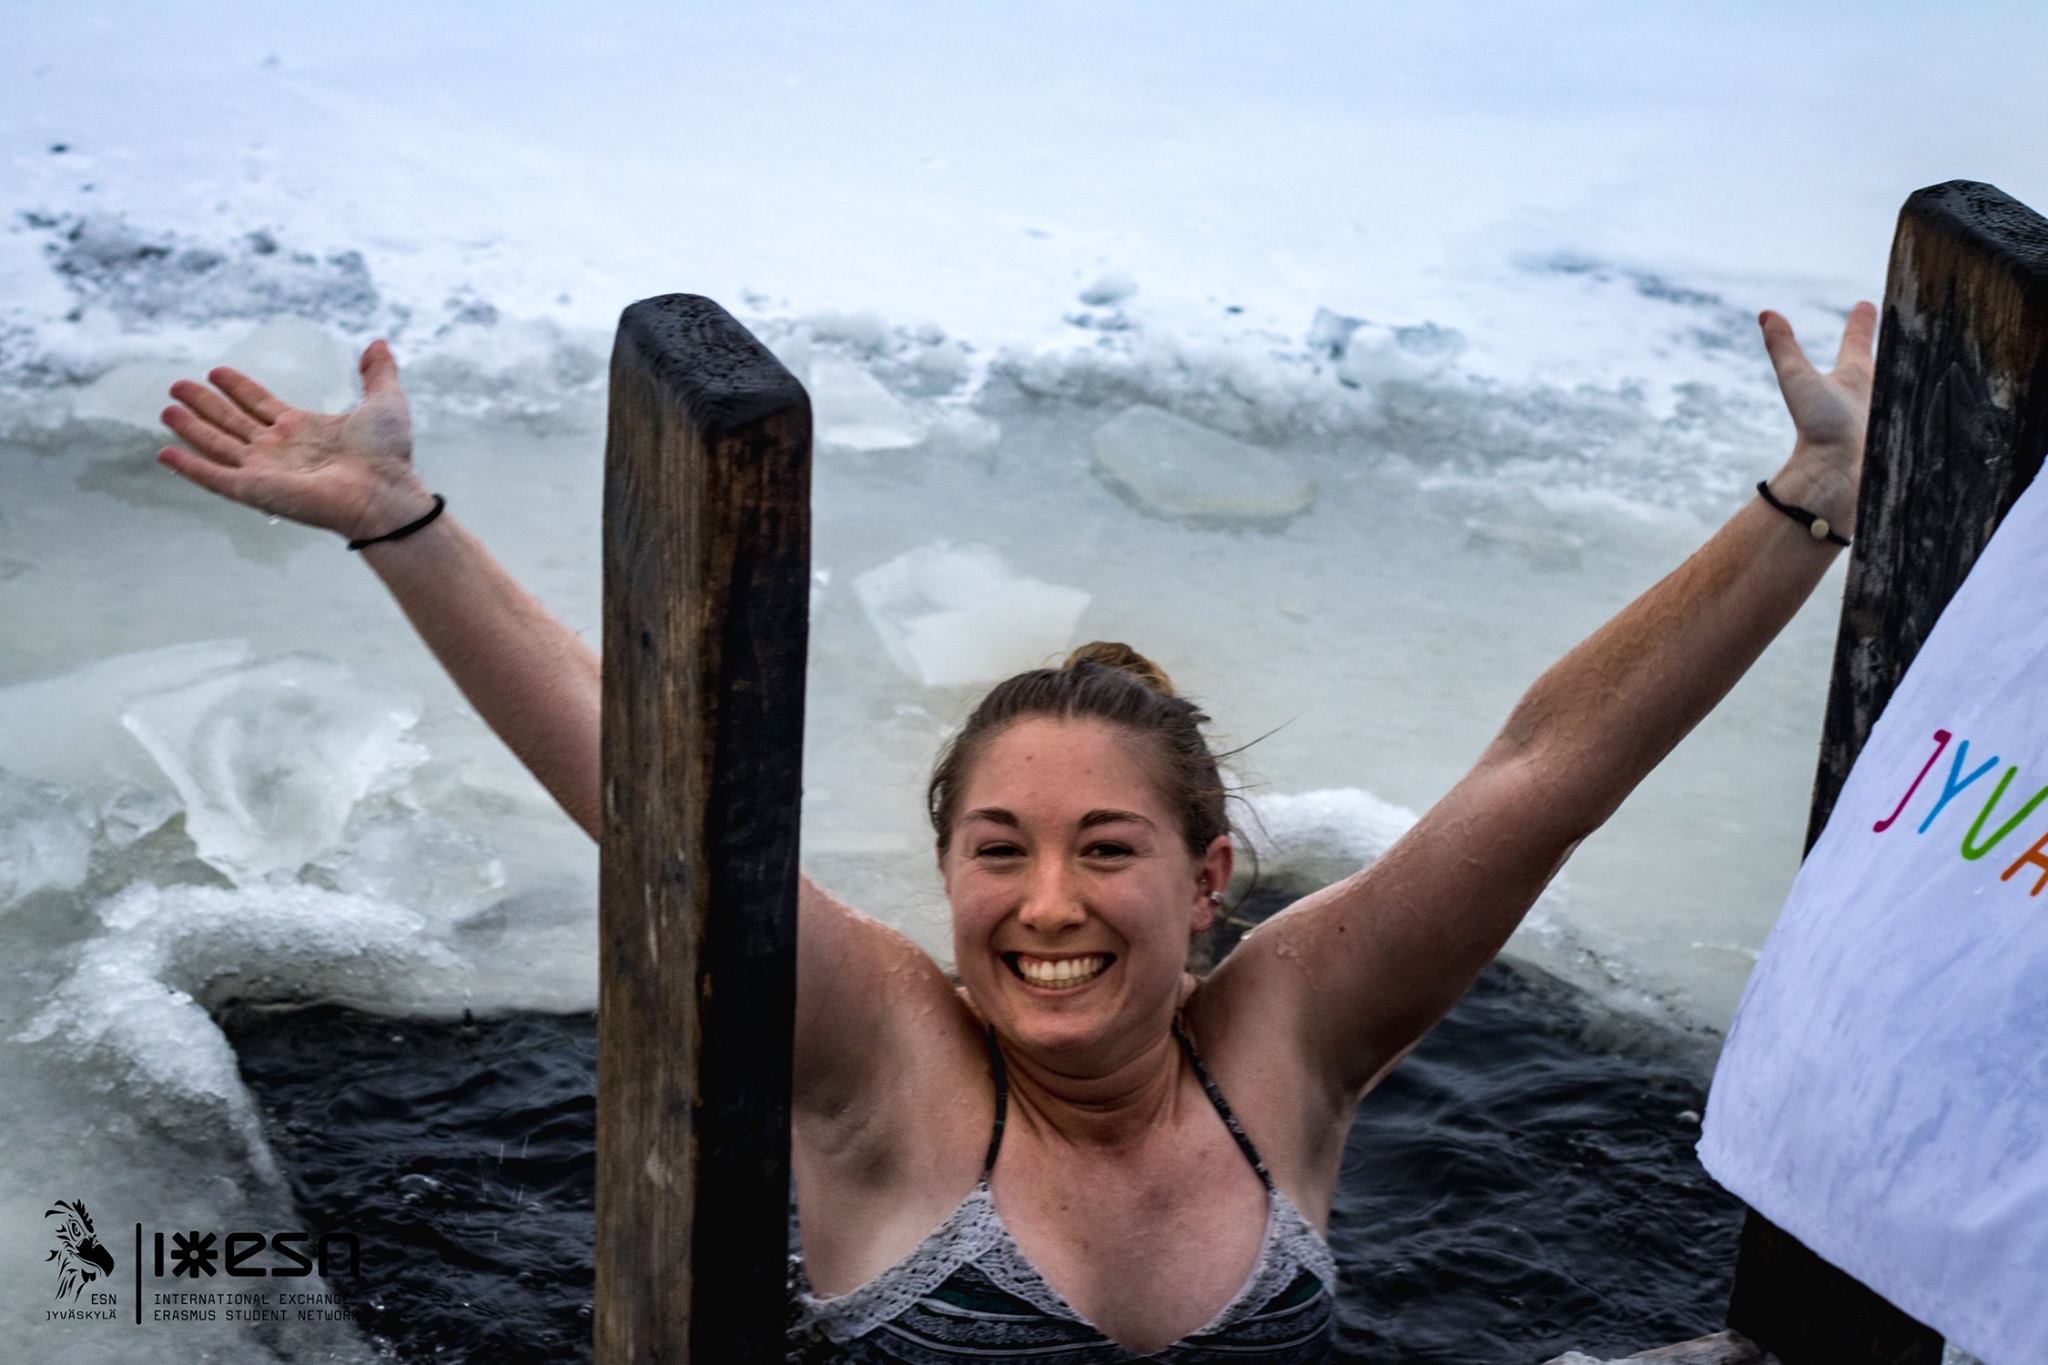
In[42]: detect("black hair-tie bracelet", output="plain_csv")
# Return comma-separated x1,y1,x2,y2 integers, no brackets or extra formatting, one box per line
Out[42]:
346,494,446,551
1756,480,1850,547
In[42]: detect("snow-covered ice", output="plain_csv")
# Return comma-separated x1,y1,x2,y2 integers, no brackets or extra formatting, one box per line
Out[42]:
855,543,1093,687
2,3,2043,1356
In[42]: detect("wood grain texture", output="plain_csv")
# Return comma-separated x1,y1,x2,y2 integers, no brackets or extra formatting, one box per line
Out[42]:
1808,180,2048,843
596,295,811,1363
1726,180,2048,1364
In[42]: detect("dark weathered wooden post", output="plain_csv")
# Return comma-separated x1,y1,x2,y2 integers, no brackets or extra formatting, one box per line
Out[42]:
1725,180,2048,1363
597,295,811,1362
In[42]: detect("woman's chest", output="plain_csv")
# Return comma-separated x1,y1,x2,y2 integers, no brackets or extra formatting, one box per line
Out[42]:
991,1126,1273,1353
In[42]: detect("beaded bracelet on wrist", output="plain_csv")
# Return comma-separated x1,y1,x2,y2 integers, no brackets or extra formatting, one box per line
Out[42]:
1756,480,1850,547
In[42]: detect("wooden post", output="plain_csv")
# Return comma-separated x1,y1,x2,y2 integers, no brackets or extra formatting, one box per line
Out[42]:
596,295,811,1362
1725,180,2048,1362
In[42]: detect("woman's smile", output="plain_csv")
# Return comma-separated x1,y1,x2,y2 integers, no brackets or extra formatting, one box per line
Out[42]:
1004,951,1118,990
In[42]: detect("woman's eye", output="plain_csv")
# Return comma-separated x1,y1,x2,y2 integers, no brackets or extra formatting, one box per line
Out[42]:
969,842,1130,859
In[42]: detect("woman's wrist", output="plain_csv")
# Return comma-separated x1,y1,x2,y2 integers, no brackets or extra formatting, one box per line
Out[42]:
345,478,437,545
1764,443,1861,542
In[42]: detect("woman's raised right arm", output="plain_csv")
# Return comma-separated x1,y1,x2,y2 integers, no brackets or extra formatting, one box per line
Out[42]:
160,340,962,1122
159,339,604,836
360,513,605,836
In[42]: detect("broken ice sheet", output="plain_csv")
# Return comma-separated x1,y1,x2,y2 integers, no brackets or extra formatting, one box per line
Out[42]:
854,543,1090,688
309,803,507,929
0,639,251,795
1090,404,1316,530
120,653,425,885
98,783,181,849
810,356,930,451
72,318,356,433
0,768,95,908
1464,516,1585,572
1334,319,1468,388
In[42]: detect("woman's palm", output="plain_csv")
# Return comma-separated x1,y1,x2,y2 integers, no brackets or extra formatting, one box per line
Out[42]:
159,339,424,541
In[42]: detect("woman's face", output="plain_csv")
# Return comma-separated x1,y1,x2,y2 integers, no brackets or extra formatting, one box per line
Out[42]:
940,716,1231,1066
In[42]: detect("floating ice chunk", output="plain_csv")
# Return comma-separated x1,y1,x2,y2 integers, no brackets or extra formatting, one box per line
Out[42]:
810,356,930,451
902,339,973,393
1464,517,1585,572
1307,307,1367,358
1241,787,1419,894
0,768,94,907
805,309,893,353
68,320,354,433
401,315,607,421
309,804,507,928
98,783,181,848
120,653,425,885
217,317,357,413
1240,786,1568,938
1090,405,1316,529
0,639,251,793
766,328,813,385
1394,321,1466,361
855,543,1091,687
1335,320,1468,387
1079,270,1138,306
70,357,193,431
924,406,1002,460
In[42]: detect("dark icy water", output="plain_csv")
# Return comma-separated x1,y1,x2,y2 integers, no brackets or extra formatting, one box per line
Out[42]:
224,941,1739,1365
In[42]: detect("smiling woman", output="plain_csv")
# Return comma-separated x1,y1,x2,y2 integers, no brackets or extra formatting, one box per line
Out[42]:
784,654,1343,1358
153,297,1875,1361
933,645,1237,1047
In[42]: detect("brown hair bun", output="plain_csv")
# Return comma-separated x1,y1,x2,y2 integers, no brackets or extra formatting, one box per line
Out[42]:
1060,641,1177,698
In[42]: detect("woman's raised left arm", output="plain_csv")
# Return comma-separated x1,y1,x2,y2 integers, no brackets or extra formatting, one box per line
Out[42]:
1208,302,1877,1107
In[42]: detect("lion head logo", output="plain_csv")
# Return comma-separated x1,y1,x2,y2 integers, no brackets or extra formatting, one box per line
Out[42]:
45,1200,115,1302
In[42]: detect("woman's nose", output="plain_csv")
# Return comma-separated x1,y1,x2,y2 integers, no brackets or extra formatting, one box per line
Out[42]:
1017,864,1087,932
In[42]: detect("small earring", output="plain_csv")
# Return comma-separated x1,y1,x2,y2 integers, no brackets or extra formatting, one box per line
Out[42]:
1206,891,1222,905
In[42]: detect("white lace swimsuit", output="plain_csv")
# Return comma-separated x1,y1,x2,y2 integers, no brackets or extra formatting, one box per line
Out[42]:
786,1017,1340,1362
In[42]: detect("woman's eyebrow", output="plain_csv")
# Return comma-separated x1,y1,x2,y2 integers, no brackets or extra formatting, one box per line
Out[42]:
958,808,1154,830
1080,809,1153,830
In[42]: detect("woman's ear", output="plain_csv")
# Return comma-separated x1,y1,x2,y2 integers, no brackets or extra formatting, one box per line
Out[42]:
1190,833,1235,934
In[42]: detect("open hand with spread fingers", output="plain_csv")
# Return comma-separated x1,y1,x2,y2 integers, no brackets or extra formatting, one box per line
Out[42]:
1757,300,1878,538
157,339,434,543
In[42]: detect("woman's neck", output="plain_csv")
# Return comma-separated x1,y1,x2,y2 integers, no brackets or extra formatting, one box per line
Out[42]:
998,1025,1188,1152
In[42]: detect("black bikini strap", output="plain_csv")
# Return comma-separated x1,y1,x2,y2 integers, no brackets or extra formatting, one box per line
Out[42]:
980,1025,1009,1177
1172,1014,1274,1192
980,1018,1267,1190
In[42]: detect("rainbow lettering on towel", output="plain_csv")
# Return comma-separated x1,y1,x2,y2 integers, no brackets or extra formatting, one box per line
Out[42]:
1873,728,2048,898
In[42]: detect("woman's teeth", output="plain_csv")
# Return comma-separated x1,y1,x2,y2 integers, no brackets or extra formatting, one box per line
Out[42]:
1011,954,1111,989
